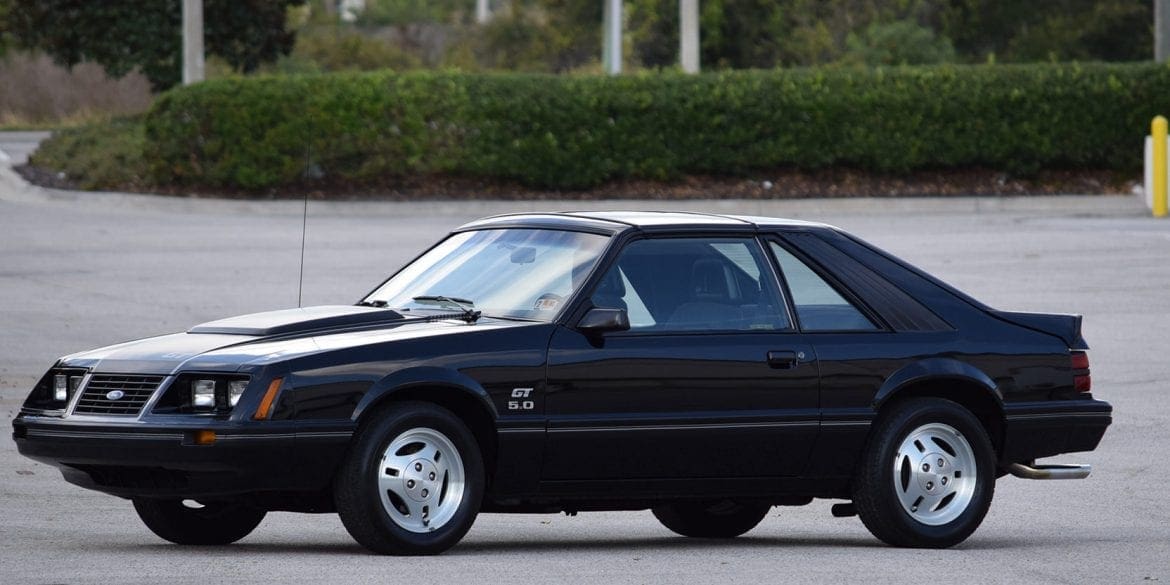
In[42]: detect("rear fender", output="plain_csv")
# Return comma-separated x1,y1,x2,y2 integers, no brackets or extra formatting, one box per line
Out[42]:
874,358,1001,409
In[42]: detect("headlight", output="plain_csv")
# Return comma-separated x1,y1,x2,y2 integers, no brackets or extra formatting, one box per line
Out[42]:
53,373,84,402
177,375,251,413
152,374,251,415
54,374,68,402
228,380,248,407
26,368,88,410
191,379,217,408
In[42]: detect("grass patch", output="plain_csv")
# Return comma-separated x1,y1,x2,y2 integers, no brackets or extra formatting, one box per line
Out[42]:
27,116,150,190
0,109,119,131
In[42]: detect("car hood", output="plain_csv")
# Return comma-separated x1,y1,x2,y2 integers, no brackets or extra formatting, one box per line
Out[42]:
188,305,408,336
58,305,521,375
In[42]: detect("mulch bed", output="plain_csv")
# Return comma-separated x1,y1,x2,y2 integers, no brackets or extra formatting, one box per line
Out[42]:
17,164,1136,201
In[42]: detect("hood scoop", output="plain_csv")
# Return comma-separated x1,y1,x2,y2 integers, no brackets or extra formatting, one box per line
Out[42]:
188,305,405,336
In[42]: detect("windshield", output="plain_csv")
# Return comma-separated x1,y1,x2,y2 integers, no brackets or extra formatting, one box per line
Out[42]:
365,229,610,322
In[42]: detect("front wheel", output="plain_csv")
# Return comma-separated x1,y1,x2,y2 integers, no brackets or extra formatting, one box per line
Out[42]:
132,499,266,545
853,398,996,548
652,500,771,538
334,401,484,555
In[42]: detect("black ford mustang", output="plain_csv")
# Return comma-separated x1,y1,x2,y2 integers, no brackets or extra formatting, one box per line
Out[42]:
13,211,1111,554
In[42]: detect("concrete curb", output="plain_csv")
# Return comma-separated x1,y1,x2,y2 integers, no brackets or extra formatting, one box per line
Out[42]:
0,131,52,142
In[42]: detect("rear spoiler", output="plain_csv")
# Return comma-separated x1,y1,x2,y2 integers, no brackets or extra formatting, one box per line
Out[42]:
989,311,1088,350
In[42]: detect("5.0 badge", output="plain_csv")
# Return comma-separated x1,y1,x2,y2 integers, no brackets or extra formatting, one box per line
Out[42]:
507,388,534,411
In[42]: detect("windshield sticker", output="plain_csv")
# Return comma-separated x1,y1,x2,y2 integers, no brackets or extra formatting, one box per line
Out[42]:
534,297,560,311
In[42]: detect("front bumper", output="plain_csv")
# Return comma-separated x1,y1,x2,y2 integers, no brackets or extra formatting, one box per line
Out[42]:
1001,398,1112,463
13,414,353,499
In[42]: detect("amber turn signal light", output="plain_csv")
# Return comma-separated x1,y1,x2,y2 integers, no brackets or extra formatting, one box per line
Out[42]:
253,378,284,420
193,430,216,445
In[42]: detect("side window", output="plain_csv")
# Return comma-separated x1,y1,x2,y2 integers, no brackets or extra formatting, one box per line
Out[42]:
769,242,879,332
590,238,792,332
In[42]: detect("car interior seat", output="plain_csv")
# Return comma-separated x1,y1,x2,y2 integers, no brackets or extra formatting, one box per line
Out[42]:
666,258,744,328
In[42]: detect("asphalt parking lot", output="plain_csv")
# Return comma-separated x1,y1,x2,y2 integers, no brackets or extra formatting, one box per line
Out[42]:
1,138,1167,584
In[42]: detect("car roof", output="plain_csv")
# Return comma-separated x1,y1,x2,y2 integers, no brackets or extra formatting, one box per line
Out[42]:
456,211,835,234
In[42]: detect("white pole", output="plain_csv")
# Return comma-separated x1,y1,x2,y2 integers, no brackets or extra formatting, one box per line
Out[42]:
1159,0,1170,62
679,0,699,73
182,0,205,85
476,0,490,24
603,0,623,75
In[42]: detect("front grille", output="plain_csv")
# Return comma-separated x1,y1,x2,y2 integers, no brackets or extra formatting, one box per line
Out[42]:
73,374,166,416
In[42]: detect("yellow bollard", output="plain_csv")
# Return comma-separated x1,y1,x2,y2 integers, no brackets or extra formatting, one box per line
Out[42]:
1154,116,1168,218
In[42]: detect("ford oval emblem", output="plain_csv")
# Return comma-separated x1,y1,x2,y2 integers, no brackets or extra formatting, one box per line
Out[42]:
105,390,125,401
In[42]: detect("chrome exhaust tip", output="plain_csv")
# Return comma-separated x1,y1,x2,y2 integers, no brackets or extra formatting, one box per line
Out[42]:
1007,462,1092,480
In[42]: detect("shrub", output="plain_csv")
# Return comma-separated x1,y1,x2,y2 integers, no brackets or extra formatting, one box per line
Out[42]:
284,27,423,73
29,116,149,189
144,72,468,188
844,20,956,66
129,63,1170,189
0,51,151,127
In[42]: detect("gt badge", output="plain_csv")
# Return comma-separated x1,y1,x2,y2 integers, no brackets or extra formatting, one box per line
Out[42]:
508,388,535,410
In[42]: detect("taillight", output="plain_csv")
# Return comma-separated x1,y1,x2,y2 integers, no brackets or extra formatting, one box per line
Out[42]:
1071,351,1091,393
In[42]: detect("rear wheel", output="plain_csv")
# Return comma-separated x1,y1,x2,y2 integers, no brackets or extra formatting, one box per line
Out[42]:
853,398,995,548
334,401,484,555
652,500,770,538
132,498,265,545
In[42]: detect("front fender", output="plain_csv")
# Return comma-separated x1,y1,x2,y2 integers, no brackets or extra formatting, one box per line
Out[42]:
873,357,1000,409
352,366,498,421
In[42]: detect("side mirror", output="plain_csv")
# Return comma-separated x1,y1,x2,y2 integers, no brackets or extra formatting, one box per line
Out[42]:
577,307,630,334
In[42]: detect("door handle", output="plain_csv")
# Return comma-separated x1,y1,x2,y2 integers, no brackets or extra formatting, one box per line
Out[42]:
766,350,800,369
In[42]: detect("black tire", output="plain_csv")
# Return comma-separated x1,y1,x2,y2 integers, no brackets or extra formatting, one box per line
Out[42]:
334,401,484,555
853,397,996,549
132,498,266,545
652,500,771,538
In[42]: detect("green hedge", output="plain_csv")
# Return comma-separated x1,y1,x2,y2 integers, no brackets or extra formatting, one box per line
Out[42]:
143,64,1170,190
29,116,150,190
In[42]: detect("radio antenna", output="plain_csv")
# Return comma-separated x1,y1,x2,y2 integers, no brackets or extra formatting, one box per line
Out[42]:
297,190,308,308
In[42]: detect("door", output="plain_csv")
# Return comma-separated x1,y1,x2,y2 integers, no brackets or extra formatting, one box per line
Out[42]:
543,236,820,482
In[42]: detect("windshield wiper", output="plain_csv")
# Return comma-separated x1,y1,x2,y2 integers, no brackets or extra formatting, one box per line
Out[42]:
356,299,389,308
411,295,481,323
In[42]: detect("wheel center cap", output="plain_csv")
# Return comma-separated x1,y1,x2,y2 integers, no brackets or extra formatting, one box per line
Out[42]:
917,452,949,493
403,459,438,502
